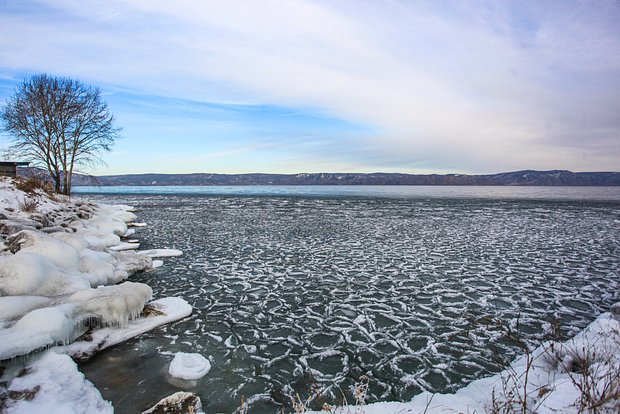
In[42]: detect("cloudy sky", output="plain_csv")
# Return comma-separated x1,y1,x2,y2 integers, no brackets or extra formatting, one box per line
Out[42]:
0,0,619,175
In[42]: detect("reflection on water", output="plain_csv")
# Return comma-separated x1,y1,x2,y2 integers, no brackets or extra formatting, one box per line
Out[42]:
78,191,620,413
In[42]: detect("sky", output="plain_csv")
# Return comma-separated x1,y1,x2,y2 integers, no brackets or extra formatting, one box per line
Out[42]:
0,0,619,175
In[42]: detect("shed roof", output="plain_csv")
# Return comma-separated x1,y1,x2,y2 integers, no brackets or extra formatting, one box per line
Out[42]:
0,161,30,166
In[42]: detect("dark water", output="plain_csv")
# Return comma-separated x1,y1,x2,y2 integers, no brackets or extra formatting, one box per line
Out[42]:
76,187,620,413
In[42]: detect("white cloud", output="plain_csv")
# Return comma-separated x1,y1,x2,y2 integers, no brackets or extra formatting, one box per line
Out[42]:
0,0,619,172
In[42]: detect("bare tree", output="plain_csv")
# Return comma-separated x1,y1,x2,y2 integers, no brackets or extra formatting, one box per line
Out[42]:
1,74,120,195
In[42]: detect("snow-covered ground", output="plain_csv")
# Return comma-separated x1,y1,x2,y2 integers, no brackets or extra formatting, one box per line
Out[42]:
0,177,191,412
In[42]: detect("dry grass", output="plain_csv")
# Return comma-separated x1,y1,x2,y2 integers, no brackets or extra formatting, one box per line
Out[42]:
19,198,38,213
13,176,53,195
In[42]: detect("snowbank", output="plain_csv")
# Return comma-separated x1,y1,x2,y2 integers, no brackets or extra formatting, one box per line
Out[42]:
3,350,113,414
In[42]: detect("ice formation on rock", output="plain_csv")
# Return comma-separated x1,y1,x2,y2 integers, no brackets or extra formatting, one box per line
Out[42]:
169,352,211,380
0,178,182,361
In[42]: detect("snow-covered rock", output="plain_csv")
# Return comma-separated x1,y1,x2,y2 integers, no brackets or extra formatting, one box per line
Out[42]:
0,177,187,361
63,297,192,361
142,391,203,414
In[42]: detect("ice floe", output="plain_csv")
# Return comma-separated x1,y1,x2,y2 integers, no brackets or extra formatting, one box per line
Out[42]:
168,352,211,380
138,248,184,258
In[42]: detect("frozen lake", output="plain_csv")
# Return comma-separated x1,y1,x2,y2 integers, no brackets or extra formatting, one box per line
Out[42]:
77,187,620,413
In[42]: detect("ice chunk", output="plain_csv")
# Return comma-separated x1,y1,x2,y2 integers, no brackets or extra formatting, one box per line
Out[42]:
69,282,153,326
62,297,192,360
168,352,211,380
112,251,153,277
152,260,164,268
138,248,183,258
109,242,140,251
79,249,116,287
10,230,81,270
5,350,113,413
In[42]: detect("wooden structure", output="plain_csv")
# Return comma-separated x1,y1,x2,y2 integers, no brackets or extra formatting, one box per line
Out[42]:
0,161,30,178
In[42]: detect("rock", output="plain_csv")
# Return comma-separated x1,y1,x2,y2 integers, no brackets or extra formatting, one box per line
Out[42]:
611,302,620,321
41,226,69,234
142,392,203,414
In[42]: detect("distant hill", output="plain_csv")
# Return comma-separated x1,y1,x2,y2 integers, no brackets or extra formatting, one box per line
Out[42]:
69,170,620,186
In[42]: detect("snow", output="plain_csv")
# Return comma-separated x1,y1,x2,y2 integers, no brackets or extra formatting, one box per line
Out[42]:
0,296,52,323
3,350,113,414
0,177,192,412
168,352,211,380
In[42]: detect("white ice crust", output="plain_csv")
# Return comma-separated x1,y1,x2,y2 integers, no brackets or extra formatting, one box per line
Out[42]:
169,352,211,380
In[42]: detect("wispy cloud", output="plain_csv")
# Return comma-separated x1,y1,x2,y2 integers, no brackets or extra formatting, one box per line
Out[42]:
0,0,618,173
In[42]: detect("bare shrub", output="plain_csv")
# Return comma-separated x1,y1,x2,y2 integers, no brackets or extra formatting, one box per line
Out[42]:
19,198,38,213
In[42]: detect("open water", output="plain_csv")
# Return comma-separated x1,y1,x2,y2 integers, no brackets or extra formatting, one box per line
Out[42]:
75,186,620,413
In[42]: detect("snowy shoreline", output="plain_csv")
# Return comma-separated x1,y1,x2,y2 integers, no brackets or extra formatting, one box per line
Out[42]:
0,177,192,413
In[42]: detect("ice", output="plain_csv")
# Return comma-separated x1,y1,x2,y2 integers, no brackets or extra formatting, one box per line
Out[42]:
0,296,52,322
80,194,619,412
109,242,141,251
62,297,192,360
0,305,76,360
69,282,153,326
152,260,164,268
8,230,81,270
3,350,113,414
168,352,211,380
138,248,183,258
306,312,620,414
0,253,90,296
0,179,185,365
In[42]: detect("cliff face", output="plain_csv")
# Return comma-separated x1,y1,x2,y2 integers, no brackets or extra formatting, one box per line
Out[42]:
70,170,620,186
